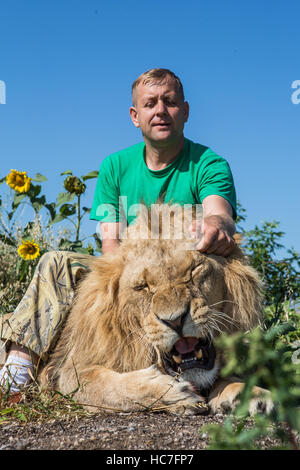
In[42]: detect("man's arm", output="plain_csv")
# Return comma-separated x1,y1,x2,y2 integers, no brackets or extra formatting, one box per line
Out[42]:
100,222,122,254
192,195,236,257
100,196,236,256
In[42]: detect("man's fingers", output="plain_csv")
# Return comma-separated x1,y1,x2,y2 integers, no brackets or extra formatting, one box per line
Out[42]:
197,232,236,256
211,238,236,256
196,227,218,251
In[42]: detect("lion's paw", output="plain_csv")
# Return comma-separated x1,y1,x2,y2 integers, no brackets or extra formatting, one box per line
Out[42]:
248,389,274,416
139,366,208,416
208,383,274,416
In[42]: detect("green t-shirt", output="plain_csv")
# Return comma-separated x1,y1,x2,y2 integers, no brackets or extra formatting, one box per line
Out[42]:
90,137,237,225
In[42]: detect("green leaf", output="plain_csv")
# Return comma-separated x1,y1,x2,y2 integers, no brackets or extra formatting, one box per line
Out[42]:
81,170,99,181
93,233,102,252
58,239,83,253
60,170,73,176
33,173,47,182
16,412,27,422
59,203,76,217
12,192,27,210
56,191,75,206
27,184,42,198
31,195,46,213
0,176,6,185
264,323,295,342
48,213,67,226
0,408,14,415
45,202,56,221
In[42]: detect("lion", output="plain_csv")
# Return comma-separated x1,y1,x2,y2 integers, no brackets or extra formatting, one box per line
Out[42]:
40,204,273,415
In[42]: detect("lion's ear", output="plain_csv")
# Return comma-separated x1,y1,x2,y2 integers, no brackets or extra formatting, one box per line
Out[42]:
222,256,264,331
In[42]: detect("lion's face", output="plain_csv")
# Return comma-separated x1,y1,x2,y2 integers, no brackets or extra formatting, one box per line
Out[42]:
117,237,238,390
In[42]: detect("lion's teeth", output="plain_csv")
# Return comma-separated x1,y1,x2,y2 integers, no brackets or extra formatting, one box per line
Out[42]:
195,349,203,360
172,354,182,364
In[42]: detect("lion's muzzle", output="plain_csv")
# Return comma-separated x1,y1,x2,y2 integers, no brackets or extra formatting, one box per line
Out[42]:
161,337,216,376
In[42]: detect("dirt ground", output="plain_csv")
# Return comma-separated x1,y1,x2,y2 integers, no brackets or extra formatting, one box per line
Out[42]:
0,412,216,451
0,411,286,451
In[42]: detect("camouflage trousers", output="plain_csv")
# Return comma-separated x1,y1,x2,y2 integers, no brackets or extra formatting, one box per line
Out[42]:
0,251,93,361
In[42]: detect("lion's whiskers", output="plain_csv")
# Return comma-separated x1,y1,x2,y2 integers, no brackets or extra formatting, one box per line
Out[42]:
208,300,236,309
191,307,237,344
209,312,236,328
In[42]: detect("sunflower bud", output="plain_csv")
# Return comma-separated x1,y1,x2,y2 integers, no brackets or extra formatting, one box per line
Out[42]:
64,176,86,195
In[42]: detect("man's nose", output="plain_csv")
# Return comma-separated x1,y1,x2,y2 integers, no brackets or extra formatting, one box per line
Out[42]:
155,100,167,115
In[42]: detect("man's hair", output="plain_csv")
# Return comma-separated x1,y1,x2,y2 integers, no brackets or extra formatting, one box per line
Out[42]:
131,68,185,106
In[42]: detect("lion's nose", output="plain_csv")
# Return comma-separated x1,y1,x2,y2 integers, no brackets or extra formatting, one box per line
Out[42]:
158,307,189,335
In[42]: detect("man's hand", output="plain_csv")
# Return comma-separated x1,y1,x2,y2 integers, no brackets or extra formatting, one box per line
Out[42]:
190,195,236,257
191,214,236,257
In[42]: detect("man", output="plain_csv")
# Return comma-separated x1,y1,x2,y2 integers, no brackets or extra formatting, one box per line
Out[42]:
0,68,236,393
92,68,236,256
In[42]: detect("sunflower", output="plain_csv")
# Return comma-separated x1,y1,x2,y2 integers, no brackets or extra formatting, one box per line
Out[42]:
64,175,86,195
6,169,32,193
17,240,40,260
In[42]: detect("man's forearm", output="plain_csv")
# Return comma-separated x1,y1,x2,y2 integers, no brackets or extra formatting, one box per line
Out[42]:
99,222,122,254
102,238,120,254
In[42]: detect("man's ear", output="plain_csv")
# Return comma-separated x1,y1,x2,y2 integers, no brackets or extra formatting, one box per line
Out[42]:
183,101,189,123
129,106,140,128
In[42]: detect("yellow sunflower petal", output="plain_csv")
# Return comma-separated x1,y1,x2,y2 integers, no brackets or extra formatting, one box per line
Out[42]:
6,169,32,193
18,240,40,260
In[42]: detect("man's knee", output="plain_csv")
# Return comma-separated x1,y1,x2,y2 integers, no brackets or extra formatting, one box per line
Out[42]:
36,250,73,272
38,250,69,264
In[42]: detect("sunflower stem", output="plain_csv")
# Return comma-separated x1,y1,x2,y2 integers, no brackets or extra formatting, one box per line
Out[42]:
33,208,43,241
76,195,81,242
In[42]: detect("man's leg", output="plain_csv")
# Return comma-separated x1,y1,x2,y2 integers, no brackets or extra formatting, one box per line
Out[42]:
0,250,94,393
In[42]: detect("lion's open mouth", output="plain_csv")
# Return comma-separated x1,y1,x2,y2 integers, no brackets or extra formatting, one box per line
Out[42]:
161,337,216,376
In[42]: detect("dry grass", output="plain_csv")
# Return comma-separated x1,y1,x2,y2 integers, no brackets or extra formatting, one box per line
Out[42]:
0,380,93,425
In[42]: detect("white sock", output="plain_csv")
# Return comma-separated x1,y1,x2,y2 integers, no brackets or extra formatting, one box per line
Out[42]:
0,355,34,393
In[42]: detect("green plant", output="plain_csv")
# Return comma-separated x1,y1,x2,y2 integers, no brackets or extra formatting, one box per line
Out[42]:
201,205,300,450
0,169,101,316
49,170,100,251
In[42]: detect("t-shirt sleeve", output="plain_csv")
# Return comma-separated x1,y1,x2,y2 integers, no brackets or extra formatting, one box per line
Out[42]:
198,149,237,219
90,156,121,223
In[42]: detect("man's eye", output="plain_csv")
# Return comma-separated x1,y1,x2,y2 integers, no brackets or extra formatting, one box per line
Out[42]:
145,102,154,108
164,99,176,106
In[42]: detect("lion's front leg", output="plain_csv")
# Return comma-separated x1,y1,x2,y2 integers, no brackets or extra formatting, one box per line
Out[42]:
59,364,207,415
207,377,273,415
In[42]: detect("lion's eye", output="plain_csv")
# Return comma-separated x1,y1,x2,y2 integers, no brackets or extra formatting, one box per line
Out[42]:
191,265,202,279
133,282,149,292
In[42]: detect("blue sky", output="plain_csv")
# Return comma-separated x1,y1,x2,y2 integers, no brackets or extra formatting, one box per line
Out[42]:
0,0,299,255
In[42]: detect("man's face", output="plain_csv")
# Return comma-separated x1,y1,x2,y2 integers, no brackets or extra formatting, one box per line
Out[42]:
129,78,189,147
